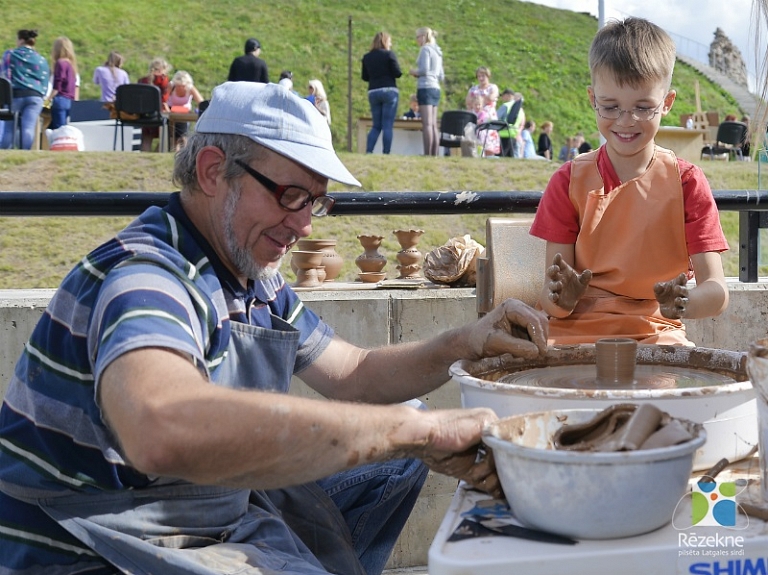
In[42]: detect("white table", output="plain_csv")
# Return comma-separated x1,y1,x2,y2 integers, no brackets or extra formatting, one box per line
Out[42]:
356,117,423,155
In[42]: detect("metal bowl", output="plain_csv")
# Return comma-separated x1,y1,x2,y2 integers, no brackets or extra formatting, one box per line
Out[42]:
483,408,706,540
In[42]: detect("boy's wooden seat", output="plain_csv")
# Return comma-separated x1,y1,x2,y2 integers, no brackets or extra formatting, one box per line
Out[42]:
476,217,546,315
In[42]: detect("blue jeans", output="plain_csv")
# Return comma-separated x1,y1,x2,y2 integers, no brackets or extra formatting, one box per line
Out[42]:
366,88,399,154
49,95,72,130
0,95,43,149
317,457,428,575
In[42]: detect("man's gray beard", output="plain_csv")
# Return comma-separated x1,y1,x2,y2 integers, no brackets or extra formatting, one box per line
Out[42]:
223,183,281,282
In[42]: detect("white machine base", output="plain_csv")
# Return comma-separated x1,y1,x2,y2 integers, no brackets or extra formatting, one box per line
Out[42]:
429,461,768,575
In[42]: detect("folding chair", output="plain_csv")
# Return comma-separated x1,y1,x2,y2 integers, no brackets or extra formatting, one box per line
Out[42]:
439,110,477,154
0,78,20,149
477,120,510,158
113,84,168,151
701,121,748,161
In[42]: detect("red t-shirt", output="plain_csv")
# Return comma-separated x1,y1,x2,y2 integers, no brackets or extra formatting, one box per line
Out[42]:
530,146,728,255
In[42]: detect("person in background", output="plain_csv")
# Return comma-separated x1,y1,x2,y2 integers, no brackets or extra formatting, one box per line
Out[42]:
466,66,500,156
402,93,420,119
740,115,751,159
279,70,299,95
47,36,78,130
307,78,331,124
465,66,499,110
0,81,548,575
409,26,443,156
520,119,545,159
138,57,171,152
0,29,50,150
93,50,130,102
496,89,515,157
530,17,729,346
228,38,269,83
576,131,592,154
537,120,554,159
467,92,500,157
167,70,205,147
362,31,402,154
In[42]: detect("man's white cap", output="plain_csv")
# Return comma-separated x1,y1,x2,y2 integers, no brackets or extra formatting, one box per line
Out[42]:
196,81,361,187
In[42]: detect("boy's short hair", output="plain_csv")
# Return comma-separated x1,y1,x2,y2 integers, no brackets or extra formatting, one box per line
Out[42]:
501,88,514,96
589,17,676,88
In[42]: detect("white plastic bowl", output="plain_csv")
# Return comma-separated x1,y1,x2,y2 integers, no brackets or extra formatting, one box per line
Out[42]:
453,344,756,471
483,408,706,540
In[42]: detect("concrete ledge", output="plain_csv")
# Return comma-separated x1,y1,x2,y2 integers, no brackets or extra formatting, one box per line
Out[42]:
1,280,767,568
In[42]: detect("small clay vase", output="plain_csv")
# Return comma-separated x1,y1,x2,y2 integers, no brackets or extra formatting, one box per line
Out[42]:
595,338,638,385
291,250,324,288
297,238,343,281
393,229,425,279
355,235,387,273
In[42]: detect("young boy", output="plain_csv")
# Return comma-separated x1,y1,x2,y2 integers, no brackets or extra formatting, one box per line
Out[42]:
529,17,729,346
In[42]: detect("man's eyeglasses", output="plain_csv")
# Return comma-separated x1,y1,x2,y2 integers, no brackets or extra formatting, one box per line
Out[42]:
234,159,335,217
593,100,664,122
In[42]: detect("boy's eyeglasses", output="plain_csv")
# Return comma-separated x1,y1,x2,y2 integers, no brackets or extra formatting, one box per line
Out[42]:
234,159,335,217
593,101,664,122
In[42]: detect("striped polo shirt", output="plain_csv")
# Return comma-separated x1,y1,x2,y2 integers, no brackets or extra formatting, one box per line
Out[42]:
0,193,333,572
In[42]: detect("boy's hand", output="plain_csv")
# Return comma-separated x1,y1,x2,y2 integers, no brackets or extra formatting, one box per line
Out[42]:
654,273,689,319
547,253,592,313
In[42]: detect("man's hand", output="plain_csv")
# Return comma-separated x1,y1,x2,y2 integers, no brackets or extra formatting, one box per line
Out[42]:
466,299,548,360
412,408,502,498
546,253,592,313
654,273,689,319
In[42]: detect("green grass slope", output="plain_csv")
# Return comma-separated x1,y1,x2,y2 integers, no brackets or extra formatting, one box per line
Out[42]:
3,0,742,149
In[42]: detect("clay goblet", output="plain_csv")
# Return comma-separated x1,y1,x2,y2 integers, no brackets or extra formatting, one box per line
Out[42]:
291,250,324,288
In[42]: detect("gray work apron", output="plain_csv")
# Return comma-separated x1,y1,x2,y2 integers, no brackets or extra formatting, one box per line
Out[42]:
18,317,366,575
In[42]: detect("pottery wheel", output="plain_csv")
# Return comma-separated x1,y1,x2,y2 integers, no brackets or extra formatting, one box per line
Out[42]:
498,364,736,390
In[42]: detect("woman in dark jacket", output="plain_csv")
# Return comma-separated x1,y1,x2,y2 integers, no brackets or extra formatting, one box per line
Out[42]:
361,31,402,154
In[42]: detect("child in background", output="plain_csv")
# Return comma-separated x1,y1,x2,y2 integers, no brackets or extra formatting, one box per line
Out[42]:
537,120,554,159
167,70,204,147
93,51,129,102
530,17,728,346
48,37,78,130
467,93,500,156
402,93,420,119
520,119,545,159
138,58,171,152
307,79,331,125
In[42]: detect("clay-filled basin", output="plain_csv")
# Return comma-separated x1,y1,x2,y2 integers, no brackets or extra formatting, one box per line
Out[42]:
484,409,706,540
452,344,757,471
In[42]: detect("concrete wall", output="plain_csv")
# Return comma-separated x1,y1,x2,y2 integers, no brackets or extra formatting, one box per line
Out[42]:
2,281,768,568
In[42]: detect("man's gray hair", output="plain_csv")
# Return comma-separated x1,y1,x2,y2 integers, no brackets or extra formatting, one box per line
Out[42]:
173,133,267,192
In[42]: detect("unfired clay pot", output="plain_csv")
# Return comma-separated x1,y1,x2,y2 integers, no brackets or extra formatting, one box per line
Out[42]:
355,235,387,273
297,239,343,281
393,229,424,279
291,250,324,288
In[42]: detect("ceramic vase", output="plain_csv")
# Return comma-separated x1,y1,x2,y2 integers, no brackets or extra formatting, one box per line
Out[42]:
393,229,425,279
297,238,343,281
355,235,387,273
291,250,325,288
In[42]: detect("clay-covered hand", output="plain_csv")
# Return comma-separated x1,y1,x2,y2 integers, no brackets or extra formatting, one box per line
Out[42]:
654,273,689,319
466,298,549,360
414,408,502,498
546,253,592,313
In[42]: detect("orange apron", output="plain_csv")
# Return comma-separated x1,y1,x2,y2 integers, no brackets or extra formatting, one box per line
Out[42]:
548,146,693,346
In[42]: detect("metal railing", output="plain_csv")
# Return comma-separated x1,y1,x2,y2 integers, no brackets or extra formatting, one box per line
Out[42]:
2,189,768,282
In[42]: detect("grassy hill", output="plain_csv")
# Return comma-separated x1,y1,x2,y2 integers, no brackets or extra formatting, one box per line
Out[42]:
0,1,759,288
3,0,743,149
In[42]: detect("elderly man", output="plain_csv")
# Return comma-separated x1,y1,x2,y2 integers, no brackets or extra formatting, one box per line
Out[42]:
227,37,269,83
0,82,548,575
